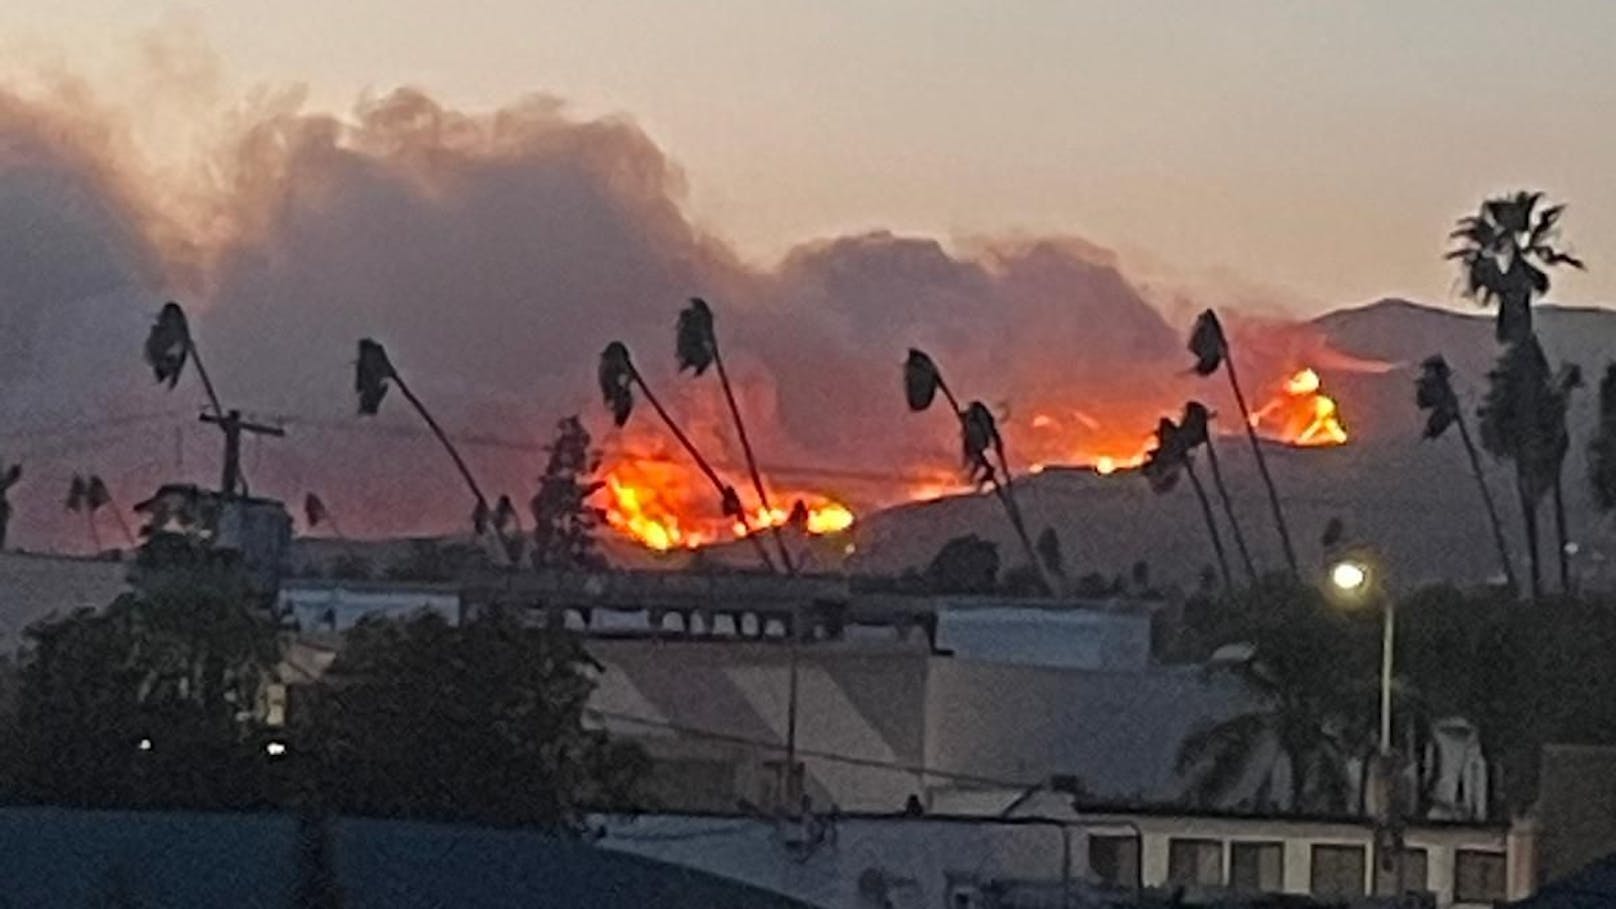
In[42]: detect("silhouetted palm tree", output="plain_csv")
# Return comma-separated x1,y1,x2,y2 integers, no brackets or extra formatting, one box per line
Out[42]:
1143,413,1232,592
1447,191,1584,344
1478,338,1573,597
144,301,224,417
1416,355,1518,592
354,339,491,533
598,341,776,571
1184,402,1257,584
903,349,1048,592
0,462,19,550
1188,310,1297,575
1589,364,1616,514
677,298,795,574
66,474,135,551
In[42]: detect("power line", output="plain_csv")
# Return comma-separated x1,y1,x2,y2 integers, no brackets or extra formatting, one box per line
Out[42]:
586,708,1035,791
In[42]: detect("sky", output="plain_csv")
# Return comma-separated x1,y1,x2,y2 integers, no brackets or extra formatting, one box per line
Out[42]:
3,0,1615,314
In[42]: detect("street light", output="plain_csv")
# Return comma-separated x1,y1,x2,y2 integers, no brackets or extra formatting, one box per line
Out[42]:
1327,551,1405,897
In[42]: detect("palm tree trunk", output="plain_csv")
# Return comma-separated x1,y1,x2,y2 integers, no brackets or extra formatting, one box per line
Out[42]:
1553,472,1572,594
1184,461,1232,593
1223,355,1299,576
1202,435,1257,584
1453,414,1518,593
934,380,1051,593
627,370,777,573
389,373,490,517
1516,470,1542,599
710,345,796,576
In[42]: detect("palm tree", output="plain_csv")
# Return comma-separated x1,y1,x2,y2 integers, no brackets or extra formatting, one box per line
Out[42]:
1143,412,1232,592
144,301,225,418
1478,338,1570,598
1447,191,1584,344
1185,402,1258,585
0,462,19,550
1589,364,1616,513
676,298,795,574
598,341,776,571
1415,355,1518,592
66,474,136,551
903,349,1049,593
1188,310,1297,576
355,339,492,533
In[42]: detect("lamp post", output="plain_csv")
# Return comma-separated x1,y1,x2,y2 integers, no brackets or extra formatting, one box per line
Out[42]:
1327,554,1405,900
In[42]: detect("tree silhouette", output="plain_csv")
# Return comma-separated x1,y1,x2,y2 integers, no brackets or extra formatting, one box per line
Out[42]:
676,298,795,573
1479,338,1577,597
1188,310,1297,576
903,349,1049,592
1447,191,1584,344
354,339,491,533
530,416,607,571
1589,364,1616,513
1415,355,1518,592
598,341,776,570
1185,402,1257,584
0,463,19,551
1143,410,1232,593
144,301,224,417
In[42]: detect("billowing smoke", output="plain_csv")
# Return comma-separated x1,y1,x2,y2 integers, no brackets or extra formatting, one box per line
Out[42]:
0,57,1344,551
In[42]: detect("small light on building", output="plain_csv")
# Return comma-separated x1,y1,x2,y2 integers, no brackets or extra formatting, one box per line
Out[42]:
265,741,287,757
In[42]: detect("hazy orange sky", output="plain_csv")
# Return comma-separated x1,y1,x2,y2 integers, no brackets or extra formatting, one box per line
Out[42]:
4,1,1614,314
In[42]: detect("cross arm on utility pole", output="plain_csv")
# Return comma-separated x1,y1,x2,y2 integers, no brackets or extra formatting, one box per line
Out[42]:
200,409,285,497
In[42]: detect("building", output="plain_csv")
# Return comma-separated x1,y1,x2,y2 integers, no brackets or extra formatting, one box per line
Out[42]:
596,805,1532,908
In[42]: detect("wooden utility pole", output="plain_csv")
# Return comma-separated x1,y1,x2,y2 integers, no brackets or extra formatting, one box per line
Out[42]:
200,410,284,497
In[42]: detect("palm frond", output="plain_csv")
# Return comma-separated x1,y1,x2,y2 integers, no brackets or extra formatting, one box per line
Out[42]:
355,339,395,416
86,476,110,510
1415,355,1458,439
66,475,87,512
598,342,637,427
1179,402,1211,448
1187,310,1226,376
675,297,717,376
304,493,329,528
144,302,191,388
1143,418,1184,493
903,349,944,412
960,402,1001,485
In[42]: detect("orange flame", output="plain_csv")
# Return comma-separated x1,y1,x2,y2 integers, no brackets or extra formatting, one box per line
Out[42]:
600,456,855,552
1250,367,1348,446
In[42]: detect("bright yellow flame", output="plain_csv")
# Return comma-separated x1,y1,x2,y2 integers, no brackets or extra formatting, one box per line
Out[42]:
1250,367,1349,447
1095,456,1116,475
603,467,854,552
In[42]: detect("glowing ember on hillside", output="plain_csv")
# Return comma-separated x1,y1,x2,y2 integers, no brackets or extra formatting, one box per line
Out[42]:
1250,367,1349,446
600,457,855,552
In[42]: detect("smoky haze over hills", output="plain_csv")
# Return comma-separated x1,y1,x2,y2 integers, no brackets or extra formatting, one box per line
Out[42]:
0,65,1610,586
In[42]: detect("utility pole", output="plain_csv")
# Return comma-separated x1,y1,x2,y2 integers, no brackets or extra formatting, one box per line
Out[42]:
200,410,284,497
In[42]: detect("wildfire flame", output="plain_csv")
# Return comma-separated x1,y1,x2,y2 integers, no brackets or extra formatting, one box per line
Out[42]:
600,457,854,552
1250,367,1348,446
597,365,1347,552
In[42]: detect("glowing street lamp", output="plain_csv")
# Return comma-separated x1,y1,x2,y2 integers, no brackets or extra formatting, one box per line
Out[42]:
1326,553,1392,758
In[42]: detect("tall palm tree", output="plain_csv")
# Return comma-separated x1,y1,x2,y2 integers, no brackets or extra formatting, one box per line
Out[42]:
144,301,225,418
0,462,19,551
676,298,795,574
1589,364,1616,514
598,341,776,571
1143,412,1232,592
355,339,492,533
1447,191,1584,344
1478,338,1568,598
1184,402,1258,584
903,349,1049,593
1415,355,1518,592
1188,310,1297,576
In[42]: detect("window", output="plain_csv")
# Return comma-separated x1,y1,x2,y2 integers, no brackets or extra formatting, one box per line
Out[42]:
1230,841,1284,893
1168,838,1224,888
1311,844,1366,900
1455,850,1507,904
1374,847,1429,897
1088,835,1140,889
